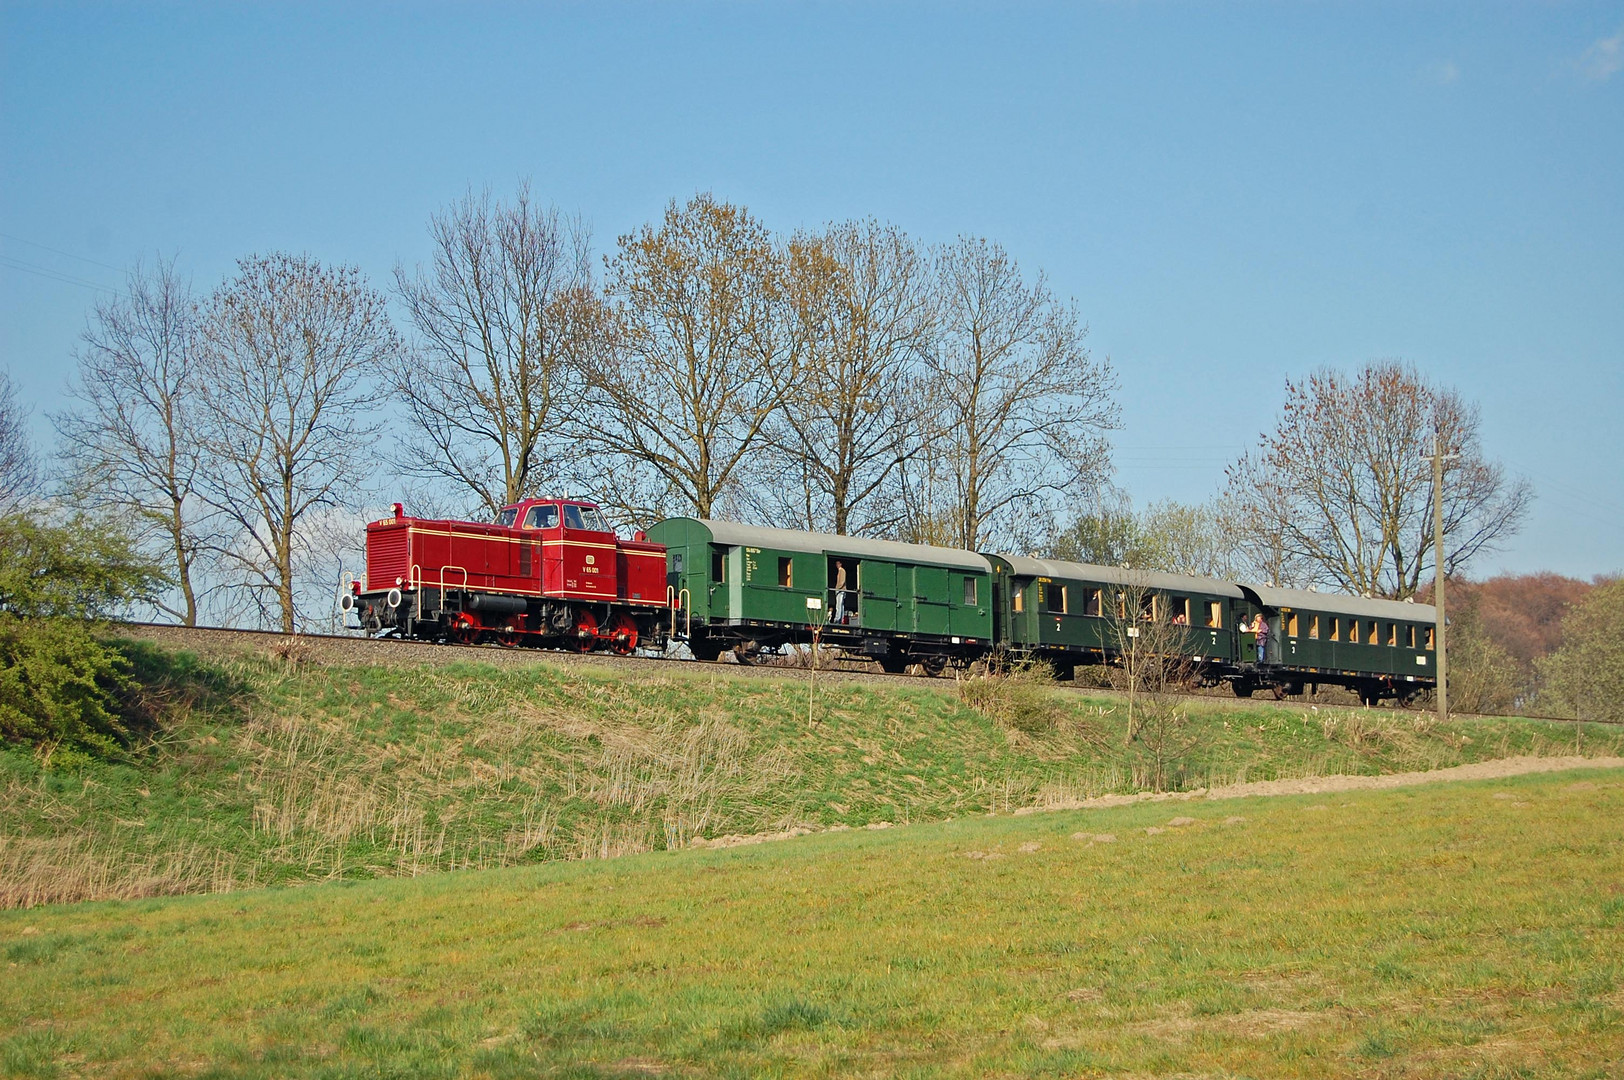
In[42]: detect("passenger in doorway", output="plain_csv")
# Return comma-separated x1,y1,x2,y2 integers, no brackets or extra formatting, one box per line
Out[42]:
833,562,849,624
1254,613,1270,664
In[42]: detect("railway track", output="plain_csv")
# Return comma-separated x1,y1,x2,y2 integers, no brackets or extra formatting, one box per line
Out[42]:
114,620,1611,725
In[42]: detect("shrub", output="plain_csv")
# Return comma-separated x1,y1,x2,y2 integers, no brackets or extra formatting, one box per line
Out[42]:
957,662,1066,734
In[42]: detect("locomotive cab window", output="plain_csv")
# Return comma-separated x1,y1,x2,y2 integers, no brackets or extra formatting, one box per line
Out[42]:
778,557,793,588
496,506,519,528
524,503,559,530
963,577,977,605
563,504,609,532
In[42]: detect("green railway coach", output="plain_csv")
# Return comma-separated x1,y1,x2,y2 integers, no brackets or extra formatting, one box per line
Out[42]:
647,518,995,671
989,555,1247,681
1235,585,1437,704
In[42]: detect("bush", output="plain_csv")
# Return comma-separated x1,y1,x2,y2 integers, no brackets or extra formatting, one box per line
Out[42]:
1537,578,1624,723
0,511,162,760
957,662,1066,734
0,615,134,761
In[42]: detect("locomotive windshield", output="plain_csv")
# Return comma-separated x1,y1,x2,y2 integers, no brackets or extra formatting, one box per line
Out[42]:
523,503,560,529
496,507,518,527
565,504,609,532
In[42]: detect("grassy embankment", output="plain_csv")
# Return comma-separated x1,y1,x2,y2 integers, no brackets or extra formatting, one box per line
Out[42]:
2,639,1618,908
3,768,1622,1077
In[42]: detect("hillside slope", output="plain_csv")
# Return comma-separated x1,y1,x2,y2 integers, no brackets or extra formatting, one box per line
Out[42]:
2,637,1618,907
4,768,1621,1078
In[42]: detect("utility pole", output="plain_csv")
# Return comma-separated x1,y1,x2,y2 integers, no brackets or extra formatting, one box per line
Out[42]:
1430,433,1458,722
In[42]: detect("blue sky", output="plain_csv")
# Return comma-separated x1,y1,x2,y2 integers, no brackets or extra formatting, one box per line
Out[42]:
2,2,1620,578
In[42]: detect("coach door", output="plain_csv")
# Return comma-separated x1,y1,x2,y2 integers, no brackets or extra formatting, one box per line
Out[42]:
911,565,952,637
858,559,897,632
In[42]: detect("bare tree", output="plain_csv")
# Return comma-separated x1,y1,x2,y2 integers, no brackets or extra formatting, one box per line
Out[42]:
1105,577,1205,789
196,254,400,633
1050,495,1238,579
1224,362,1532,599
921,237,1118,551
586,193,804,520
54,258,208,624
0,367,37,512
756,220,936,536
392,185,597,518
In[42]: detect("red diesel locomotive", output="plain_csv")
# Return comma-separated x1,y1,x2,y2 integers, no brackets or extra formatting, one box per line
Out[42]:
344,499,671,653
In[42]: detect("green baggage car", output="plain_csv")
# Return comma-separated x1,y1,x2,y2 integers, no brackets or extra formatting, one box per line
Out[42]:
647,518,994,672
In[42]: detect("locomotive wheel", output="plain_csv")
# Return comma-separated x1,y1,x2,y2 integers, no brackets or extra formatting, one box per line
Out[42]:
494,620,521,649
608,613,639,656
573,609,600,652
448,612,480,645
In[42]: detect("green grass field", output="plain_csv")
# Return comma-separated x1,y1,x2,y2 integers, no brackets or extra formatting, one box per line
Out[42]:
4,641,1617,909
5,640,1621,910
4,767,1621,1078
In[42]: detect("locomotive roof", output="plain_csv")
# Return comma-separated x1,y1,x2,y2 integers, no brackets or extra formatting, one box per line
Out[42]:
684,519,992,573
995,554,1245,598
1238,584,1437,622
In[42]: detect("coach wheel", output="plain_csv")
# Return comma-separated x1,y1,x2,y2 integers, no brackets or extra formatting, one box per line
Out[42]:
608,614,639,656
877,654,910,675
1231,677,1255,699
921,655,948,677
688,637,724,662
732,640,764,666
1270,683,1287,701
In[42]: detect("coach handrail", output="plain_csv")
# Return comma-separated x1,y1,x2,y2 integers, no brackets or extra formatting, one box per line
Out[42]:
667,586,691,640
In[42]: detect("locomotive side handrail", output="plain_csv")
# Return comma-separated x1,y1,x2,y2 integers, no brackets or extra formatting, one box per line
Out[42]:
438,565,469,613
409,564,423,619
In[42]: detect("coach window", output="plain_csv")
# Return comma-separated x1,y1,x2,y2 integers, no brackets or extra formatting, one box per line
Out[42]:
1367,622,1380,645
963,577,977,605
712,547,726,583
1169,597,1190,624
1207,601,1222,628
1286,613,1299,637
1406,625,1416,648
1425,626,1435,649
1045,583,1068,614
524,503,559,530
1330,618,1341,642
1013,588,1025,613
1386,623,1397,646
778,557,793,588
1086,589,1103,617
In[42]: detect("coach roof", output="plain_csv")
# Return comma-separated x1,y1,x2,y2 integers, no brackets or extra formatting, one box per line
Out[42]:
995,554,1245,598
1239,584,1437,622
686,519,992,573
